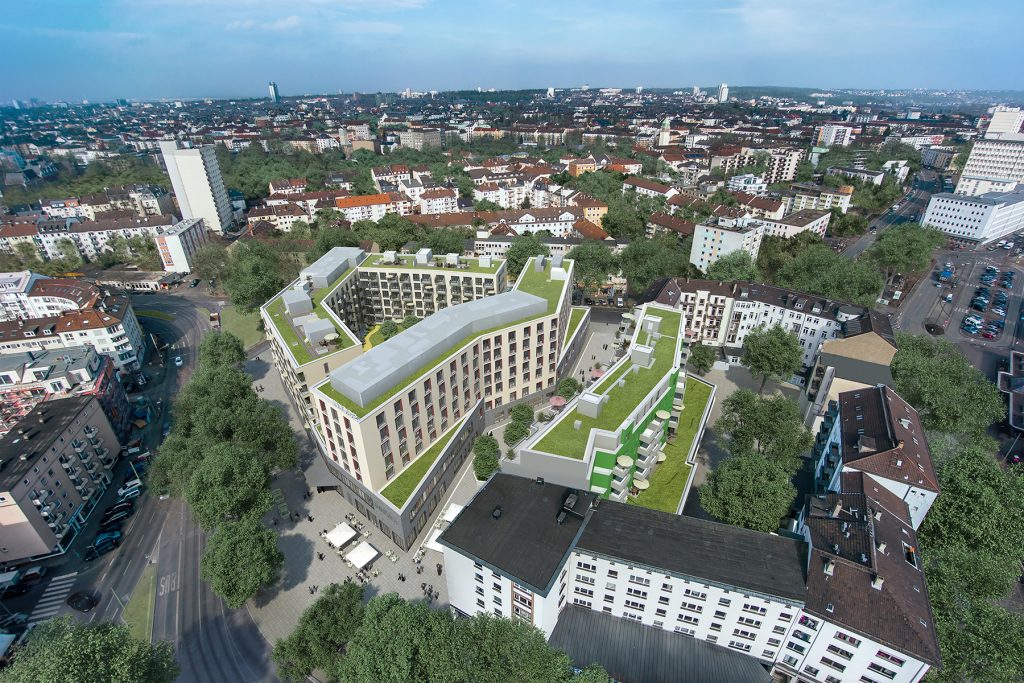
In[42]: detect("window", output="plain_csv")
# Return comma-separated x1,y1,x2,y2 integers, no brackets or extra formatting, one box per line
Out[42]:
624,599,645,611
718,598,731,607
876,651,905,667
629,575,650,587
742,603,767,616
820,657,846,673
786,641,806,655
827,644,854,660
577,575,595,586
683,588,706,600
577,561,596,573
773,625,787,635
835,632,862,647
626,587,647,599
803,665,821,677
782,655,799,667
680,601,702,613
737,616,761,628
728,640,751,653
732,628,757,641
574,587,593,598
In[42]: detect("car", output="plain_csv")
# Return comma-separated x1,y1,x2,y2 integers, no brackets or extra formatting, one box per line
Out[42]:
0,612,28,629
19,566,47,583
992,320,1006,329
83,542,118,562
965,314,983,324
982,331,997,339
94,530,123,546
66,592,98,612
994,309,1007,318
101,509,131,526
118,487,142,502
174,356,183,368
189,278,200,288
0,583,30,599
944,293,953,302
131,452,151,465
98,521,123,536
103,501,133,517
118,479,142,497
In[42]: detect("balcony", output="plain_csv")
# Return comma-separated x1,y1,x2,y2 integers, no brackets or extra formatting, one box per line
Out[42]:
610,476,628,492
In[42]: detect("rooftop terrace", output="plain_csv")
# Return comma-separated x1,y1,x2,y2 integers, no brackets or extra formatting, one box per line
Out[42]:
533,307,682,460
363,253,502,274
266,267,359,366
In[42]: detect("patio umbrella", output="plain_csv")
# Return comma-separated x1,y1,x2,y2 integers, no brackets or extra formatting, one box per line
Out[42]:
633,478,650,490
549,396,567,408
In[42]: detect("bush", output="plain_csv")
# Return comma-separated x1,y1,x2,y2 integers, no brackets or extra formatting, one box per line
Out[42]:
472,435,501,481
503,421,530,446
380,320,400,340
510,404,534,425
557,377,583,400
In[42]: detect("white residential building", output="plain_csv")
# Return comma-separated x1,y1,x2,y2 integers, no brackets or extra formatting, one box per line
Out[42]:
155,218,209,273
726,174,767,195
985,106,1024,138
689,217,765,273
417,188,459,215
922,189,1024,242
955,136,1024,196
814,124,854,147
158,140,234,234
758,210,831,239
780,183,853,214
30,215,176,262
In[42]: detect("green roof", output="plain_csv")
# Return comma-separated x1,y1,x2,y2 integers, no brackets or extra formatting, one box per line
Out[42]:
380,418,465,508
266,267,358,366
363,253,501,274
564,307,587,344
317,258,569,418
533,308,682,460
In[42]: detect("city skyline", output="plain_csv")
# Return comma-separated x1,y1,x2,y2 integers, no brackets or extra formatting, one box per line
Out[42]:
2,0,1022,101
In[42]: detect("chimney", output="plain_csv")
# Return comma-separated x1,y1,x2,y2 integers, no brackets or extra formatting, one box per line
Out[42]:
831,501,842,518
877,541,887,553
871,575,885,590
823,559,835,576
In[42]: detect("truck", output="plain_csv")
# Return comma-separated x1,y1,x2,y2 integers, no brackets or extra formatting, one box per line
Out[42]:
209,311,221,329
938,262,954,283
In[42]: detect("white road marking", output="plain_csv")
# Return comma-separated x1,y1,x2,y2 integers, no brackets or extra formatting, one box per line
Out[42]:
26,571,79,625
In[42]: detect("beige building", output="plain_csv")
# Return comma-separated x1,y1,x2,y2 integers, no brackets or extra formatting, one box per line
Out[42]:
0,396,120,563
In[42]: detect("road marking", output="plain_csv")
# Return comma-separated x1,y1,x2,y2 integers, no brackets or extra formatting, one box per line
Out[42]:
159,571,179,597
27,571,78,625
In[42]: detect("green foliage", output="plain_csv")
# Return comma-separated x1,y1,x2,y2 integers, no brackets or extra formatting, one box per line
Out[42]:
215,144,349,199
380,319,400,340
740,325,803,393
558,377,583,399
510,403,534,424
503,421,530,446
422,228,470,255
272,583,366,682
757,234,883,307
474,199,501,212
890,334,1005,436
827,209,869,237
473,435,501,481
190,243,231,282
704,250,760,281
716,389,812,474
307,226,362,261
566,241,618,294
198,331,245,367
225,241,286,313
0,156,169,205
200,516,283,608
686,342,716,375
363,213,418,251
618,235,693,293
184,444,273,530
401,314,420,329
1,615,179,683
866,223,944,283
794,160,815,182
505,234,550,276
699,454,796,532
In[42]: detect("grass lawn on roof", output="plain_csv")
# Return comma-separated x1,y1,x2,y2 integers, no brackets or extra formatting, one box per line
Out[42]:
628,377,712,514
380,418,465,508
266,268,357,365
533,309,682,460
364,254,501,274
565,307,586,343
515,264,566,314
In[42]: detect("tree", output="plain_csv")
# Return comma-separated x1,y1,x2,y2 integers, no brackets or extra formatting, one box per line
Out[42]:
794,160,815,182
380,319,400,340
740,325,803,394
185,444,274,530
618,235,691,293
401,314,420,329
225,242,284,312
1,616,179,683
200,517,283,608
473,435,501,480
198,331,245,367
55,238,83,268
307,226,361,261
890,333,1005,436
828,209,869,237
566,241,618,294
474,199,501,212
273,582,366,682
699,454,796,532
503,421,529,446
510,404,534,425
504,234,550,276
866,223,944,287
558,377,582,399
704,250,760,281
687,342,716,375
716,389,813,473
191,243,230,283
422,228,468,255
366,213,417,252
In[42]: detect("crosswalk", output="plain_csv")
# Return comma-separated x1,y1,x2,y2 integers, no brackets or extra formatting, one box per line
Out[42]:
27,571,78,625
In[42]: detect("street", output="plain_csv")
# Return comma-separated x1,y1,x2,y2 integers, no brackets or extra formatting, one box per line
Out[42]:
842,169,939,259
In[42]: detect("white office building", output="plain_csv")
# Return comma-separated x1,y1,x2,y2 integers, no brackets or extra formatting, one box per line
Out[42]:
726,174,767,195
159,140,234,234
717,83,729,103
922,189,1024,242
155,218,209,273
814,124,854,147
985,106,1024,138
955,136,1024,196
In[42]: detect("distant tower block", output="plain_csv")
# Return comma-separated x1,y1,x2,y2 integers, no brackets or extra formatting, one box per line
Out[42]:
269,81,280,103
658,118,671,147
718,83,729,102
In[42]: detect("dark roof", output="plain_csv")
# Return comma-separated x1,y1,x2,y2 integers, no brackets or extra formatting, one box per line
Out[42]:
438,474,594,595
0,396,95,490
841,312,897,347
817,352,894,387
578,501,807,602
549,607,770,683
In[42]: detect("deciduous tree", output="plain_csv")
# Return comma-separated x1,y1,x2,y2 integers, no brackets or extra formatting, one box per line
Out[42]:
201,517,283,608
185,444,273,530
740,325,803,394
225,241,284,312
686,342,716,375
272,583,366,682
198,331,245,367
566,241,618,294
704,250,760,281
699,454,796,532
504,234,550,276
716,389,813,473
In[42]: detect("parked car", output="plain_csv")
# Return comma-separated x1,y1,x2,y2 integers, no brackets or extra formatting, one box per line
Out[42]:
103,501,133,517
66,592,98,612
101,509,131,527
19,566,47,583
174,356,183,368
118,488,142,502
0,583,30,600
0,612,28,629
83,542,117,562
189,278,200,288
117,480,142,497
94,530,123,546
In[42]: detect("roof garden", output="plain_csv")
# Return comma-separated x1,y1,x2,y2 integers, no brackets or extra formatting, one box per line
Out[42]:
380,417,465,508
363,253,502,275
533,308,682,461
266,267,358,366
316,258,569,418
564,307,587,343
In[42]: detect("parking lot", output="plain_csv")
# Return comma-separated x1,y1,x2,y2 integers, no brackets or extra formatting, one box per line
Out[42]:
961,263,1016,340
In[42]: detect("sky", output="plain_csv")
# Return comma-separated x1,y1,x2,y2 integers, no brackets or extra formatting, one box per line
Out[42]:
2,0,1021,102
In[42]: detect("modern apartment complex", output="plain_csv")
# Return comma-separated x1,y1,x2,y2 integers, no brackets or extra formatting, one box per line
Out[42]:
689,217,765,273
778,183,853,214
398,128,443,150
954,136,1024,196
813,123,855,147
154,218,209,272
921,189,1024,242
0,396,121,563
440,473,940,683
158,140,234,234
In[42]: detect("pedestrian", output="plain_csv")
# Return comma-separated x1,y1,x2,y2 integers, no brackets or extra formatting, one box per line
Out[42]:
436,563,442,576
308,586,314,595
307,514,314,523
272,518,277,526
318,552,325,561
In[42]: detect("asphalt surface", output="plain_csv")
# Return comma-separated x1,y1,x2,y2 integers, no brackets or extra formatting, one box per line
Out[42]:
841,169,938,259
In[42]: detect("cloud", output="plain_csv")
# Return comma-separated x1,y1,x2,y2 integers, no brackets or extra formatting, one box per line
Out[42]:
338,20,402,34
266,15,301,30
226,15,301,31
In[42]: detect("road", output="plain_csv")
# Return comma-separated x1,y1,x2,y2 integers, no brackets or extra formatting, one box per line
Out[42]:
842,169,939,259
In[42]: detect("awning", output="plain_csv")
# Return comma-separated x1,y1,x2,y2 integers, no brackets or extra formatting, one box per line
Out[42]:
346,541,379,570
325,522,357,548
425,504,464,553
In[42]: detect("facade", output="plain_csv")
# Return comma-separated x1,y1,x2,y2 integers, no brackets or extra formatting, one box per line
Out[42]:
717,83,729,102
726,174,767,195
158,140,234,234
398,129,443,151
39,185,174,221
997,350,1024,431
780,183,853,214
954,136,1024,196
806,329,898,425
268,81,280,103
0,396,121,564
3,215,177,263
623,177,678,200
827,167,886,186
920,147,955,170
814,124,855,147
985,106,1024,138
921,189,1024,242
759,209,831,239
440,473,940,683
689,218,765,273
417,188,459,215
155,218,209,272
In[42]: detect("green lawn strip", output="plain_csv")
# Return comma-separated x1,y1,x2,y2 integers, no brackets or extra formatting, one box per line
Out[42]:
319,261,567,418
265,275,357,365
219,307,264,349
514,264,566,314
628,378,712,513
380,418,465,508
134,309,174,321
122,561,157,642
533,310,681,460
564,307,586,343
364,254,500,274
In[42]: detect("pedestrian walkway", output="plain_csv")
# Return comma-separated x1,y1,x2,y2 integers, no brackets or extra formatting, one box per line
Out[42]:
27,571,78,625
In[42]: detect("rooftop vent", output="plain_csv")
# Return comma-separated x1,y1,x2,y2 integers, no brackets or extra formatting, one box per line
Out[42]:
491,506,503,520
871,575,885,590
535,477,545,486
823,559,835,576
826,603,834,613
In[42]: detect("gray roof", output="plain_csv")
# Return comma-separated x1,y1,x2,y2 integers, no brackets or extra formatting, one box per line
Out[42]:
578,501,807,603
0,397,95,491
929,188,1024,207
299,247,364,290
549,607,771,683
817,351,894,386
330,291,547,407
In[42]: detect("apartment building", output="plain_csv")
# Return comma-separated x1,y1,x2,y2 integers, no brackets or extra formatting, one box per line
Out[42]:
827,167,886,186
713,147,804,185
726,174,767,195
246,203,309,232
759,209,831,239
268,178,307,196
806,323,898,424
689,217,765,273
304,256,575,549
333,193,412,222
998,350,1024,431
954,136,1024,196
643,278,892,370
623,177,678,200
0,396,121,563
813,124,855,147
39,185,174,221
441,473,939,683
646,211,697,240
158,140,234,234
265,190,353,219
15,215,175,262
812,385,939,529
417,188,459,215
372,164,412,190
779,183,853,214
920,147,955,171
398,129,443,151
155,218,209,273
922,189,1024,242
474,182,531,210
491,208,586,239
985,106,1024,138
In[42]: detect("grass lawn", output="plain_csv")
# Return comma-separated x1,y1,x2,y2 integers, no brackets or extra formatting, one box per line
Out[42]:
380,418,465,508
534,309,682,460
134,309,174,321
220,307,264,349
364,254,501,274
628,378,713,514
565,307,587,343
515,263,567,314
122,562,156,642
